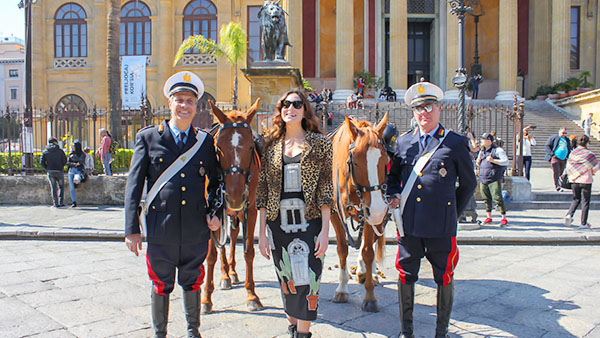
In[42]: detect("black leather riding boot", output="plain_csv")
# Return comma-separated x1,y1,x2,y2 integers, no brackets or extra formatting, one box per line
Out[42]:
151,292,169,338
397,281,415,338
435,281,454,338
295,332,312,338
183,290,202,338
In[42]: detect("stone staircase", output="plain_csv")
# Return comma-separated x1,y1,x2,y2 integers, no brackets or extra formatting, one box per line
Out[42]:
521,100,600,166
500,191,600,210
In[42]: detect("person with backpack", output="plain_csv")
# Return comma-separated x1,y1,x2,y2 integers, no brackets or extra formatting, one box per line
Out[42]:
477,133,509,226
67,141,86,207
96,128,112,176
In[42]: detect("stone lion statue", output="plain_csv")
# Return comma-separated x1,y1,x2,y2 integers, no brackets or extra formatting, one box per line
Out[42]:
258,0,292,62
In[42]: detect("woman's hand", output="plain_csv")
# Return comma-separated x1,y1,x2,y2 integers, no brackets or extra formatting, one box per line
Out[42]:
258,232,271,260
314,230,328,259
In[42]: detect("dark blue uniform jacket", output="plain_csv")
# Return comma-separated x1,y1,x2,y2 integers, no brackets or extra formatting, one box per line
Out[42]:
386,125,477,238
125,120,220,245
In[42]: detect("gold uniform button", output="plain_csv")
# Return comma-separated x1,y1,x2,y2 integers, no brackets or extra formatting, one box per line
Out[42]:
180,173,185,178
181,186,186,192
152,206,156,210
417,184,422,189
418,173,423,177
448,202,452,206
416,197,422,202
441,162,445,166
181,200,186,206
159,158,163,162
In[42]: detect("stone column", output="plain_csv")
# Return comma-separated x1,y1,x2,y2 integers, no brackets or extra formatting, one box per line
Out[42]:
495,0,519,100
550,0,570,84
157,0,174,105
333,0,355,101
389,0,407,99
444,4,459,99
284,0,302,70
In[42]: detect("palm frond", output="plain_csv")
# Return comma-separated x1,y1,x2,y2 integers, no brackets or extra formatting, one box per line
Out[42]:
173,35,222,66
219,22,247,65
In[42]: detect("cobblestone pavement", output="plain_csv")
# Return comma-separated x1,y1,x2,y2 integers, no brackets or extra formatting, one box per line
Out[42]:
1,240,599,338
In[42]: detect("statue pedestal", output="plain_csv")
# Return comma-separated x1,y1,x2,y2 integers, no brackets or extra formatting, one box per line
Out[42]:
242,64,303,107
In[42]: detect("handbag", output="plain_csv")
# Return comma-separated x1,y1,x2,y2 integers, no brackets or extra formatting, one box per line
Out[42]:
559,171,571,190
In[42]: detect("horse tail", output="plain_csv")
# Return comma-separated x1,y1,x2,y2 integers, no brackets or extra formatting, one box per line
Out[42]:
375,231,385,266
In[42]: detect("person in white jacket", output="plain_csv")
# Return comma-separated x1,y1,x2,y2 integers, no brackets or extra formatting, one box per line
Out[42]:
516,126,536,180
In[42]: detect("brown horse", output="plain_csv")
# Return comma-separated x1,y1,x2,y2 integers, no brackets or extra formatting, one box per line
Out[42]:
330,113,389,312
202,100,263,313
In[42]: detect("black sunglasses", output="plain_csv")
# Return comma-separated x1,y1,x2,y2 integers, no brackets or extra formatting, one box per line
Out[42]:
281,100,304,109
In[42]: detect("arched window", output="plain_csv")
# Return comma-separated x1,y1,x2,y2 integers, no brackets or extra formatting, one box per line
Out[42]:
54,3,87,58
183,0,217,54
120,1,152,56
55,94,87,116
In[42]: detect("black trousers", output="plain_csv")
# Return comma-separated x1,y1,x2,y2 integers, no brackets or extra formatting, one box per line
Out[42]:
551,156,566,189
521,156,532,180
396,235,458,286
146,242,209,295
567,183,592,225
47,171,64,206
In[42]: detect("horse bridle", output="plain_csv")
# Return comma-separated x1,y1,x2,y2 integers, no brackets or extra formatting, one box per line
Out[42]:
215,122,256,210
345,139,388,237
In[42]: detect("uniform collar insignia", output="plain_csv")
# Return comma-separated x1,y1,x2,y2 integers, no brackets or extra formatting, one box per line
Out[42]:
158,124,165,133
438,128,445,136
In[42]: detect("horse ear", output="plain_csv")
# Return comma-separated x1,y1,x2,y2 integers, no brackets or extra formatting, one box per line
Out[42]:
209,100,228,124
345,115,359,141
374,111,389,139
245,98,261,124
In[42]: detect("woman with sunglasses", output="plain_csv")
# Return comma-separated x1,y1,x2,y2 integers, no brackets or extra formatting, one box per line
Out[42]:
257,89,333,338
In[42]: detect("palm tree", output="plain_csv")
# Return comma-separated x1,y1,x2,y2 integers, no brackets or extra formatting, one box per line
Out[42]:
174,22,247,109
107,0,121,143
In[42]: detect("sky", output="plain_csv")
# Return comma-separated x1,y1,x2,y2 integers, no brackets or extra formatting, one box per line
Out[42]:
0,0,25,40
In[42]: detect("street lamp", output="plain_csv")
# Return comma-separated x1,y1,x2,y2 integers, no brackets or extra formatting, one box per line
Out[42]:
18,0,39,174
448,0,473,136
468,1,485,77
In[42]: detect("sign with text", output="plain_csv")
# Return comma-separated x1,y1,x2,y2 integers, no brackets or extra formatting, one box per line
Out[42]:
121,56,147,109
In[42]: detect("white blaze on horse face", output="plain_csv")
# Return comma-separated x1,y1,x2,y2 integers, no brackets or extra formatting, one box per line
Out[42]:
366,147,388,225
230,131,241,165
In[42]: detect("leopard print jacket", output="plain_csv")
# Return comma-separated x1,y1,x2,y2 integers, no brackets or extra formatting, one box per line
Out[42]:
256,132,334,221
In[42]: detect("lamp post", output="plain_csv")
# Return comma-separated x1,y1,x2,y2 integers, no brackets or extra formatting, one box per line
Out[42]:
18,0,38,174
449,1,479,226
467,1,484,77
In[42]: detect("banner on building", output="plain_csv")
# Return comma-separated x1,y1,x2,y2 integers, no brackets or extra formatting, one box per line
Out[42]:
121,56,147,109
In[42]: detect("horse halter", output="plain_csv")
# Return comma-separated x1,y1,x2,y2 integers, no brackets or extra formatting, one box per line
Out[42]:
346,139,388,222
216,122,255,209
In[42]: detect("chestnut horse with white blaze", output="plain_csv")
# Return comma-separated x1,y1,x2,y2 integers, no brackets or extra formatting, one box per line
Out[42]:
202,100,263,314
330,113,389,312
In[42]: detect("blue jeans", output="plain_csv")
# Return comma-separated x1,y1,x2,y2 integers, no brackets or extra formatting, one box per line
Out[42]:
68,167,81,203
102,153,112,176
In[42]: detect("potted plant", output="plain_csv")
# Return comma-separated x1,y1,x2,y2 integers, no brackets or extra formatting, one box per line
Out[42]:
579,71,595,92
566,77,583,96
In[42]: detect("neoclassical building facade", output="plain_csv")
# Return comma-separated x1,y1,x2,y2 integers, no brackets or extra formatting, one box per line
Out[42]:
31,0,599,115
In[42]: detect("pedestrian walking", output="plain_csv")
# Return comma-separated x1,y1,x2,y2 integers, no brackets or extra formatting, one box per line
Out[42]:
564,135,599,228
477,133,509,226
124,72,221,338
40,137,67,207
257,89,333,338
582,113,596,137
545,128,572,191
67,141,86,207
471,74,483,99
357,76,365,95
96,128,112,176
517,126,536,180
387,82,477,338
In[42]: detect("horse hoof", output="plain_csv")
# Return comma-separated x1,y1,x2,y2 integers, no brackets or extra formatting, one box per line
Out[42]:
332,292,348,303
247,299,264,311
231,274,240,284
357,273,366,284
361,300,379,312
220,279,232,290
201,303,213,314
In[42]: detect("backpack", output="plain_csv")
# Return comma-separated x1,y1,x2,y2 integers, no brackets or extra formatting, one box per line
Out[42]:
108,138,119,155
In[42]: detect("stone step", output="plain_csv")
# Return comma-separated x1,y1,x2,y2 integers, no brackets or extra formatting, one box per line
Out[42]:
477,200,600,210
533,191,600,201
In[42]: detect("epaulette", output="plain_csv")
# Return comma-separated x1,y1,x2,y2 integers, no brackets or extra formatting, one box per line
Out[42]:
137,124,155,135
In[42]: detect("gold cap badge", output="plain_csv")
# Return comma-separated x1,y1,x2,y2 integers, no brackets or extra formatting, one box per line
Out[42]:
183,73,191,83
417,84,425,95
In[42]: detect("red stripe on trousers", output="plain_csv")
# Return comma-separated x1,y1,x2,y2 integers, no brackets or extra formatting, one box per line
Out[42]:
442,237,459,286
395,230,407,284
146,251,166,295
192,264,206,292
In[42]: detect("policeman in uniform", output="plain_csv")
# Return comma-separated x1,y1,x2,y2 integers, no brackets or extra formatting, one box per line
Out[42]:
387,82,477,338
124,72,221,338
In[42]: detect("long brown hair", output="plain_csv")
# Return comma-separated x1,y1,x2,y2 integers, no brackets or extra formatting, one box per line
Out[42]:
265,89,322,146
